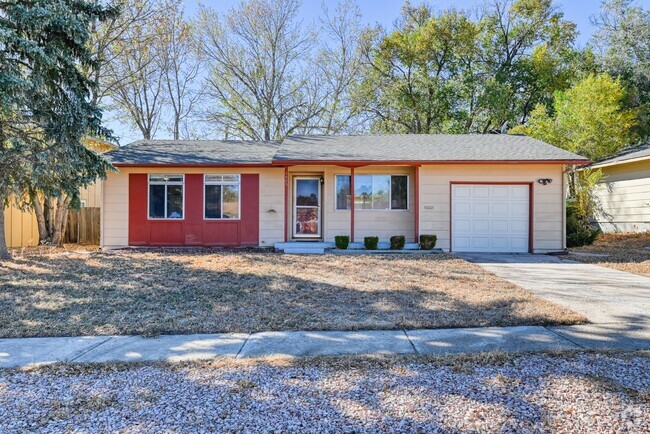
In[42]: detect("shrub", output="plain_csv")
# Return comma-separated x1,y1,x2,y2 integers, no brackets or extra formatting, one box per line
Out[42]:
419,234,437,250
364,236,379,250
566,203,601,247
334,235,350,250
390,235,405,250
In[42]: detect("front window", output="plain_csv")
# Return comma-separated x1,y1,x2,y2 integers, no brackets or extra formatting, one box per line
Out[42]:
149,175,184,219
205,174,240,219
335,174,408,211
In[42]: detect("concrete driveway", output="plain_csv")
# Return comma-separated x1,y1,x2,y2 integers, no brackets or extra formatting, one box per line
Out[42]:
457,253,650,349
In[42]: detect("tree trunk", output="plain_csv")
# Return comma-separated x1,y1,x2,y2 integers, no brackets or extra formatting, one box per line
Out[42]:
50,195,71,246
0,201,11,260
31,193,49,245
45,197,54,236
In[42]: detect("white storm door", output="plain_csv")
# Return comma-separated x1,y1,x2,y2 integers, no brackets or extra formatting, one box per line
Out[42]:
452,184,530,253
293,177,321,238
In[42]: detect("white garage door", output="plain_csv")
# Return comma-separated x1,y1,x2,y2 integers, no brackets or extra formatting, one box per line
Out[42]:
451,184,529,253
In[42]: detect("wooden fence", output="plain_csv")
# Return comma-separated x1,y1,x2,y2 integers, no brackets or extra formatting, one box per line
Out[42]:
64,207,100,245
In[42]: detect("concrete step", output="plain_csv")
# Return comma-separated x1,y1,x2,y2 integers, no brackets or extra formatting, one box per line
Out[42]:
283,247,326,254
274,242,335,251
275,241,421,252
348,242,420,250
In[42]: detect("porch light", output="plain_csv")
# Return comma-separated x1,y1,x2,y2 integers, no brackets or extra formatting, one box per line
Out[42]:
537,178,553,185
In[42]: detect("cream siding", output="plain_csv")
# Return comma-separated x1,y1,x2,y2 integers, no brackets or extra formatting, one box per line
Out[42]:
100,166,285,249
592,159,650,233
419,164,565,253
286,165,416,242
102,163,567,252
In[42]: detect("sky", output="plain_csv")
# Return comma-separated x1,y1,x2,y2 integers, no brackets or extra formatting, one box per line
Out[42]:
106,0,650,144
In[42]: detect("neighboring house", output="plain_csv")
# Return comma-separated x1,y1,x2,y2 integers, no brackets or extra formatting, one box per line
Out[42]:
102,134,587,253
3,137,117,248
590,143,650,233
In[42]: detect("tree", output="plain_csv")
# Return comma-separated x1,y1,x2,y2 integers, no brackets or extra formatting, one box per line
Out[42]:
86,0,159,107
511,73,636,247
354,0,577,134
198,0,322,141
355,4,480,133
103,0,168,139
591,0,650,140
0,0,116,259
511,73,636,161
311,0,364,134
158,0,204,140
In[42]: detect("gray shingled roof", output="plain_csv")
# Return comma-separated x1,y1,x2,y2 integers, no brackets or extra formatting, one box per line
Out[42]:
106,140,281,165
591,143,650,167
275,134,588,163
106,134,588,166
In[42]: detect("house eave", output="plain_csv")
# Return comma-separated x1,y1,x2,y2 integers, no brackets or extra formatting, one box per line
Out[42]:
271,159,590,167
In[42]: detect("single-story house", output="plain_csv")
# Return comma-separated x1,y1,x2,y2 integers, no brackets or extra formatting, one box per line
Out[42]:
590,143,650,233
101,134,588,253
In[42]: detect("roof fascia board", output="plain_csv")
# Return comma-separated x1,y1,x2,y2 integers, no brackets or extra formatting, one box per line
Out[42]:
590,155,650,169
112,163,277,168
271,159,589,166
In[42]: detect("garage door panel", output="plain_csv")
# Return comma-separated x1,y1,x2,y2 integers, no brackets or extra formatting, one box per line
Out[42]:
510,219,528,233
454,185,471,198
511,186,529,198
491,237,509,249
473,202,490,215
492,186,509,198
472,220,490,232
472,237,489,249
511,237,528,250
453,219,471,232
454,202,471,215
453,237,471,249
451,184,530,253
492,220,509,232
510,202,529,216
492,202,509,216
473,186,490,198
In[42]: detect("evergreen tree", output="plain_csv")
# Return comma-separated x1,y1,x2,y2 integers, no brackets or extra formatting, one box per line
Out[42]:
0,0,116,259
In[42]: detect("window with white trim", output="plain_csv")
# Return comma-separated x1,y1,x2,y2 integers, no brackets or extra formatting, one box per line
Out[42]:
149,175,184,219
204,174,240,219
335,174,408,210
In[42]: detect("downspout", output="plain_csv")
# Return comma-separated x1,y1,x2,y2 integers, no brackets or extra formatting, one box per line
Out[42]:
414,165,419,243
284,166,288,243
562,164,577,250
350,167,355,243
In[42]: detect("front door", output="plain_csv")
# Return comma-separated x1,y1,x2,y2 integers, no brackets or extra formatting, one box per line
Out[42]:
293,177,321,238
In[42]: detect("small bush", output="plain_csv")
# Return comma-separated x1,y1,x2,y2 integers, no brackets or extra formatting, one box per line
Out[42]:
419,234,437,250
334,235,350,250
390,235,405,250
566,203,601,247
364,236,379,250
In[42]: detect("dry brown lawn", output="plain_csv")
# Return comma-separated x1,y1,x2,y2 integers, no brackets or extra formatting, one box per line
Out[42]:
0,249,585,338
568,232,650,277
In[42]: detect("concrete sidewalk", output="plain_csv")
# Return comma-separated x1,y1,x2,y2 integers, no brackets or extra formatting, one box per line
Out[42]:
2,323,649,368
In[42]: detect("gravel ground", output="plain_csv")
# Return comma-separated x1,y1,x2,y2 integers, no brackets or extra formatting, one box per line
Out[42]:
0,352,648,433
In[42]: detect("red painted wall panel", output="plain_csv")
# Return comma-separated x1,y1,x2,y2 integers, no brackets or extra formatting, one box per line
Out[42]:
128,172,259,247
128,174,149,245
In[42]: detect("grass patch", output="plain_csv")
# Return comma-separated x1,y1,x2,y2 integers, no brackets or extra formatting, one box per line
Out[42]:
568,232,650,277
0,249,585,338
